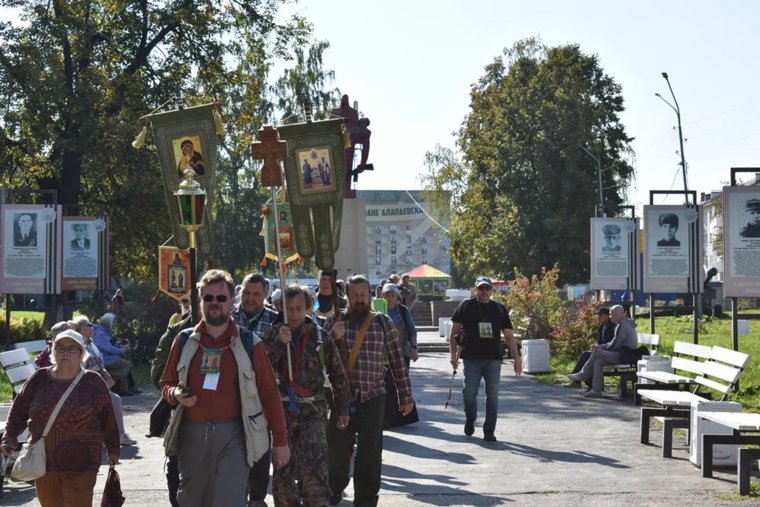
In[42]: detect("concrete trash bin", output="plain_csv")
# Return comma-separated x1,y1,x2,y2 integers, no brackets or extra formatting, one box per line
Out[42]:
439,317,451,337
521,339,550,373
690,400,742,467
636,356,673,384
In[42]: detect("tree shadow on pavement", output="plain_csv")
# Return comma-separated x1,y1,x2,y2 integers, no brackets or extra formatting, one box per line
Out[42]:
380,462,512,506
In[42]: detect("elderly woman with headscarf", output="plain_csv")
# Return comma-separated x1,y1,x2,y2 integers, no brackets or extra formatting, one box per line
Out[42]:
382,283,418,367
69,315,136,445
93,312,140,396
1,330,120,506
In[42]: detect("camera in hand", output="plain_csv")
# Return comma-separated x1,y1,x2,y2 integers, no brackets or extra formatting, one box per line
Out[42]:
176,383,191,396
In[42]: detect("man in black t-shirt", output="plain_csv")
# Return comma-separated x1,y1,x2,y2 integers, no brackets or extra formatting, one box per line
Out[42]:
448,276,522,442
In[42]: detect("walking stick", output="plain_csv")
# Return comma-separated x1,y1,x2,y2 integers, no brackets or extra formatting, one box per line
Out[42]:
445,346,461,409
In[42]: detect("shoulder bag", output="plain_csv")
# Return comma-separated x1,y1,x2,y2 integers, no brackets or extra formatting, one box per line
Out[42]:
12,368,85,481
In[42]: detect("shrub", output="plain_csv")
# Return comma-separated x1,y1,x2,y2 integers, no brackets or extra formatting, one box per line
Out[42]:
505,264,565,340
550,295,599,358
0,316,48,347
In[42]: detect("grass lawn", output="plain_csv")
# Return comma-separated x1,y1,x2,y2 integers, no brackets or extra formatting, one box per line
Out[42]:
536,311,760,411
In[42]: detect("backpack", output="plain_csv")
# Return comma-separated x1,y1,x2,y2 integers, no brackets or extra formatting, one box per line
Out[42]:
618,345,650,365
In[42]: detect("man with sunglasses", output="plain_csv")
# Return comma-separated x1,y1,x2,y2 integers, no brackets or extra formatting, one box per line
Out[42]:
232,273,279,507
448,276,521,442
160,269,289,507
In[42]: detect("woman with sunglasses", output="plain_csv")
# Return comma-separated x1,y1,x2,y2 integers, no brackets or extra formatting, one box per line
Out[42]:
1,330,120,506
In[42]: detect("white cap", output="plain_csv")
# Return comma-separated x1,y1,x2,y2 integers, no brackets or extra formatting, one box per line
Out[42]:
271,288,282,301
53,329,86,352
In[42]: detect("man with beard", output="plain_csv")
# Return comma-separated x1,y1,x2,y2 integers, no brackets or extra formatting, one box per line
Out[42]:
264,285,350,506
325,274,414,507
448,277,522,442
231,273,279,507
160,269,290,507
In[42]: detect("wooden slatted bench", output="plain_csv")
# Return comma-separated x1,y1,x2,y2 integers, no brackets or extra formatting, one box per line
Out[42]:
13,340,48,355
633,341,712,406
603,333,660,396
698,411,760,495
637,346,750,458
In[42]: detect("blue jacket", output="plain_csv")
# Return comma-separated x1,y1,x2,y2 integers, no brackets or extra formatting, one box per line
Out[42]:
92,324,126,366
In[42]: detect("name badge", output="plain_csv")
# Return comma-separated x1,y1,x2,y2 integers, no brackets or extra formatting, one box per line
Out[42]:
478,322,492,338
203,372,220,391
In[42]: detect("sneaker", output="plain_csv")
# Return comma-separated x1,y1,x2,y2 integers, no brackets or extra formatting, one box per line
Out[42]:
120,433,137,445
128,387,143,394
483,430,497,442
566,373,583,382
563,381,582,388
464,418,475,436
329,491,342,505
581,390,603,398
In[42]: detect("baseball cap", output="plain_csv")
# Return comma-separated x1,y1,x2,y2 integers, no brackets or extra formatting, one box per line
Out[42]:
53,329,86,352
475,276,492,288
597,307,610,316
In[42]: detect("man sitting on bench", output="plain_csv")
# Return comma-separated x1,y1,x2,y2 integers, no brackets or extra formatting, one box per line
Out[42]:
567,305,637,397
566,307,616,389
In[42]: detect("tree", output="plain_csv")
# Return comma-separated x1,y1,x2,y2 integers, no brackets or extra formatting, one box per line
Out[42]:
0,0,334,282
423,38,635,284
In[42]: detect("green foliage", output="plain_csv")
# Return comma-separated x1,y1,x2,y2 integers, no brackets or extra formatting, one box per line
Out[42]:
423,38,635,284
0,1,337,281
0,315,47,346
504,264,565,339
550,296,600,359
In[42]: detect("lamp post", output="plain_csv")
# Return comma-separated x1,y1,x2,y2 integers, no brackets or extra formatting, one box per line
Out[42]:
656,72,689,204
175,168,206,323
578,144,604,216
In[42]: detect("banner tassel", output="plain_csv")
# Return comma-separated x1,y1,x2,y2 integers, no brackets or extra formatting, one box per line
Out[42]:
131,125,148,149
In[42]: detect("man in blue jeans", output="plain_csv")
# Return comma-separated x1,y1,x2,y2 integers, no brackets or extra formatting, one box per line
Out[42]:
448,276,522,441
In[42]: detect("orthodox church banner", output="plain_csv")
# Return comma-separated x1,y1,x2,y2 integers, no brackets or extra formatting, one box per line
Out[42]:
146,103,219,256
159,246,191,300
277,118,347,270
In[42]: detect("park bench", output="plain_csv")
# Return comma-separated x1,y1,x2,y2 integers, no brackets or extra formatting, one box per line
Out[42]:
602,333,660,396
637,345,750,458
0,348,37,395
633,341,712,405
698,411,760,496
13,340,47,355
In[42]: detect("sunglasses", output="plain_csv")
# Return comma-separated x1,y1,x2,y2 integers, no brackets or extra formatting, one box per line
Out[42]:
55,345,81,354
202,294,228,303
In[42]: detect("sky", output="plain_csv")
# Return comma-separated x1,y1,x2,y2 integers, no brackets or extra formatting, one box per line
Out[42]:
2,1,759,214
291,0,760,212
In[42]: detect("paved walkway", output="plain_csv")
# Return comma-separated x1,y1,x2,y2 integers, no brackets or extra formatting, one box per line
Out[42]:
2,331,753,505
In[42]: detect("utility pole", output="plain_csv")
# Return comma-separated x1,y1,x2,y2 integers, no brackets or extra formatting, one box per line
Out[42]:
578,144,604,216
656,72,689,204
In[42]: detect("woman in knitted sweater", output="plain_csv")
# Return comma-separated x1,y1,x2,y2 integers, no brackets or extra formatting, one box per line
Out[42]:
1,330,120,506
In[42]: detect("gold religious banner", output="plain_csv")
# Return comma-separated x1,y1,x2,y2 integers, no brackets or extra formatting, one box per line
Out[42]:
136,103,222,256
158,246,191,300
262,201,299,265
276,118,346,270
